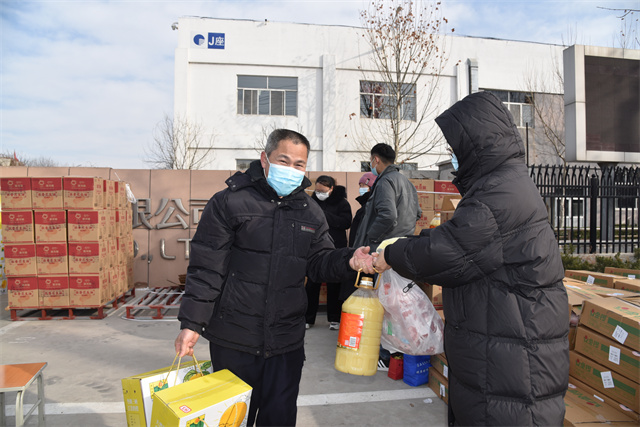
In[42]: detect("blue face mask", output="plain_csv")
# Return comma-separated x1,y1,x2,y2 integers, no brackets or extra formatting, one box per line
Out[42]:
359,187,369,196
451,153,459,171
265,157,305,197
370,159,379,176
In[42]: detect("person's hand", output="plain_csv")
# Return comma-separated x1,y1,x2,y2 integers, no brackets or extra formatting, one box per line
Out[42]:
373,248,391,273
175,328,200,357
349,246,378,274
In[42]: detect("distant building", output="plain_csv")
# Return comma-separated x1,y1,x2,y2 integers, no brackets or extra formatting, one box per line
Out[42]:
174,17,567,171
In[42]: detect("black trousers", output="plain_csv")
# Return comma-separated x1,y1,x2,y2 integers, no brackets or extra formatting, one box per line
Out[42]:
305,280,342,324
209,343,305,427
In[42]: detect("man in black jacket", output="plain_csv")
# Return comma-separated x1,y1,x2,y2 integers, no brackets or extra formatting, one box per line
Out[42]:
374,92,569,426
175,129,375,427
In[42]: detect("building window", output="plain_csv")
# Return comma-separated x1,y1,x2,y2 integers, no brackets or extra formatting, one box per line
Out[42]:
236,159,257,171
483,89,535,128
237,76,298,116
360,81,416,121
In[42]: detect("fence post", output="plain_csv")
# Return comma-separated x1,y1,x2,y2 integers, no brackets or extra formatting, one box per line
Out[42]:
589,174,598,254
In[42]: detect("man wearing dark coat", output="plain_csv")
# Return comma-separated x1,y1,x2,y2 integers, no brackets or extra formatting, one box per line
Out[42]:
175,129,376,426
374,92,569,426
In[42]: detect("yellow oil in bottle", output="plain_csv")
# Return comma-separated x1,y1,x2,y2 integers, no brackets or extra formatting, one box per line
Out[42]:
335,275,384,376
429,212,441,228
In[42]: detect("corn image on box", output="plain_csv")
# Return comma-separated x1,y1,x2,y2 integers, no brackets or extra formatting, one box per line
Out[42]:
122,359,215,427
151,369,252,427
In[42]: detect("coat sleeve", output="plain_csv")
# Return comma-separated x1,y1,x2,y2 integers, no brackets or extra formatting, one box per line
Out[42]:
365,179,398,244
178,192,234,333
305,214,356,284
384,199,503,288
323,199,353,231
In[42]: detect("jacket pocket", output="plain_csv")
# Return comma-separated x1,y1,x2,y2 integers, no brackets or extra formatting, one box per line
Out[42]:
293,220,317,258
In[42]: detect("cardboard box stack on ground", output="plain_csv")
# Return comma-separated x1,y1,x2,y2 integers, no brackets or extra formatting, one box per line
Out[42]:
409,179,435,234
1,176,134,312
614,277,640,294
568,296,640,417
564,380,638,425
428,353,449,404
565,270,626,288
409,179,461,233
605,267,640,280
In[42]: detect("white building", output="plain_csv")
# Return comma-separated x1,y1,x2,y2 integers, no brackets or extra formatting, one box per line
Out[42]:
173,17,565,171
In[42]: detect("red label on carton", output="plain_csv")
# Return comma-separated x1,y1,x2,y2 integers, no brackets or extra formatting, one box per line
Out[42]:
36,243,68,275
1,211,35,243
8,276,39,309
63,177,103,209
1,177,32,210
34,210,67,242
31,177,64,209
5,243,37,276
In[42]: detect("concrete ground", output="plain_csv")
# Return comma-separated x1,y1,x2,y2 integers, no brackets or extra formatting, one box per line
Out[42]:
0,290,447,426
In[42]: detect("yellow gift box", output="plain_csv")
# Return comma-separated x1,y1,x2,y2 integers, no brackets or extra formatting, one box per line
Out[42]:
122,359,213,427
151,369,252,427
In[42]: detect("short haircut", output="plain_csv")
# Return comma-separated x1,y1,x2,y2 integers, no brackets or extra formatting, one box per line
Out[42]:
371,143,396,163
315,175,336,188
265,129,310,156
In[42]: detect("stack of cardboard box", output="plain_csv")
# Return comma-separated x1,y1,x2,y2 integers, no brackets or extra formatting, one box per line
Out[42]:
563,269,640,423
1,176,134,311
409,179,461,234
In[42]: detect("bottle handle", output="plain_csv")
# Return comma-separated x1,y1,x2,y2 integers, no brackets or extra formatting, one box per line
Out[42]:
353,269,381,290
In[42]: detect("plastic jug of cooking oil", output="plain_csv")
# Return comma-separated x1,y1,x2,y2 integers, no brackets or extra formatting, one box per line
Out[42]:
429,212,441,228
335,273,384,376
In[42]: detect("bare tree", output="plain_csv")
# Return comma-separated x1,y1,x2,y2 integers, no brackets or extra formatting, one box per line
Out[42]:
598,7,640,49
0,150,72,167
145,114,215,170
353,0,453,165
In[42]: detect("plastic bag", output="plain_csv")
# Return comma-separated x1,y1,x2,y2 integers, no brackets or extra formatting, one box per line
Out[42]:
377,269,444,355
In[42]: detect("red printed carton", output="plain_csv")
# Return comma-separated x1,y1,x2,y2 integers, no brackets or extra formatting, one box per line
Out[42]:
4,243,37,276
68,241,108,274
34,210,67,242
69,272,109,307
1,177,32,210
63,177,104,210
67,210,108,241
1,210,35,243
8,276,39,309
38,275,70,308
36,243,68,275
31,177,63,209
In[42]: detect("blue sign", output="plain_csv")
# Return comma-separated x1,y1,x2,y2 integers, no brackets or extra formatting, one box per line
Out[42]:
193,34,205,47
207,33,225,49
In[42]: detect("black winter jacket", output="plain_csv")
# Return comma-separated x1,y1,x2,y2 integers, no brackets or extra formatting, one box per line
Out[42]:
348,191,371,248
385,92,569,426
353,165,421,251
179,160,355,358
310,185,352,249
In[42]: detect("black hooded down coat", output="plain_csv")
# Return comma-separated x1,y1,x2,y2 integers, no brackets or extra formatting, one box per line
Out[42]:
310,185,352,249
384,92,569,426
179,160,355,358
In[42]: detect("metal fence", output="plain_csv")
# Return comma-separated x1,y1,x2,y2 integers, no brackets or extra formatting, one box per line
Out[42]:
530,165,640,254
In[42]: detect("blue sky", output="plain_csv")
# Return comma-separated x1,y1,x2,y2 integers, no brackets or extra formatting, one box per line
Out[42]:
1,0,637,169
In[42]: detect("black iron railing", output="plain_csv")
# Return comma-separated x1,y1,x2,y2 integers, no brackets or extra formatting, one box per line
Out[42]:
530,165,640,254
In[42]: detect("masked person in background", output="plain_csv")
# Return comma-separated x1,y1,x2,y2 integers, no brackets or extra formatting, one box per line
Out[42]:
175,129,376,427
374,92,569,426
339,172,377,302
305,175,352,330
352,143,421,252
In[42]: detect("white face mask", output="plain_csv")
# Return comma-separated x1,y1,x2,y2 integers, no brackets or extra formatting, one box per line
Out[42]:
359,187,369,196
315,191,330,201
